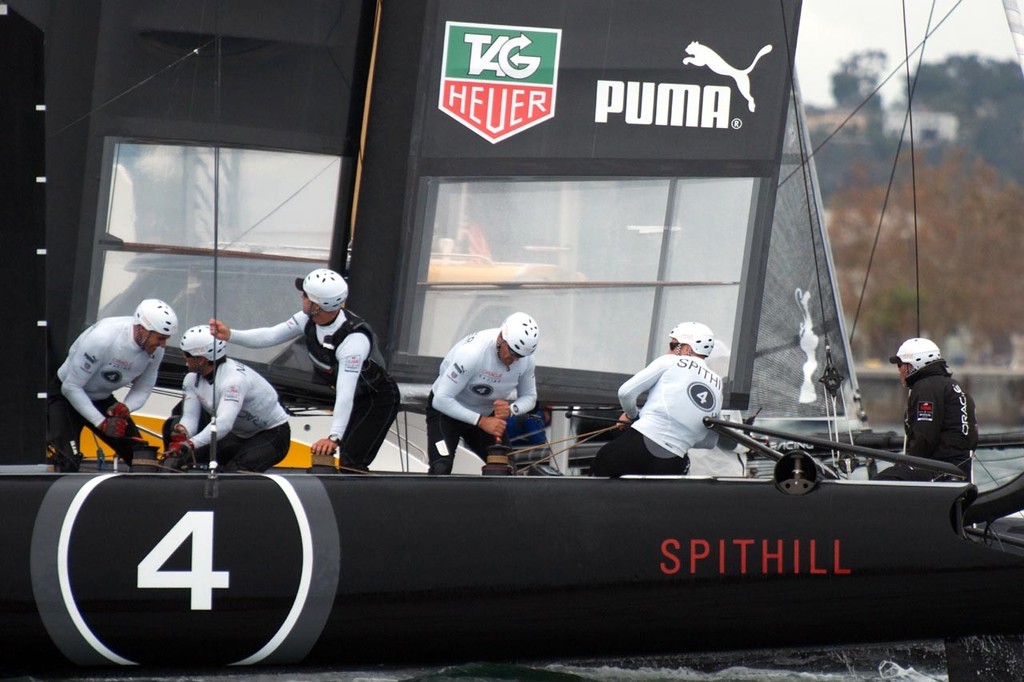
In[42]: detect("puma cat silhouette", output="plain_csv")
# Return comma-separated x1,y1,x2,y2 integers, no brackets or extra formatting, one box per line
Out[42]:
682,41,773,112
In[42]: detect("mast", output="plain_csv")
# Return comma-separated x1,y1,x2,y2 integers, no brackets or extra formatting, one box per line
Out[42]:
0,7,46,463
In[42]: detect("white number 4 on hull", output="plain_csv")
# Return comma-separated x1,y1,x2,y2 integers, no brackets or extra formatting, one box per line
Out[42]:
136,511,231,610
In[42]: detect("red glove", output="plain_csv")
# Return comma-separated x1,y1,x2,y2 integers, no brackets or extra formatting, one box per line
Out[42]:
160,438,194,469
107,402,130,418
167,439,194,457
169,424,189,445
98,416,127,438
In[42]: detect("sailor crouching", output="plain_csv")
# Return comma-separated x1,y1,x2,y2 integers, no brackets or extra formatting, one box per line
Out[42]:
591,322,723,478
162,326,291,473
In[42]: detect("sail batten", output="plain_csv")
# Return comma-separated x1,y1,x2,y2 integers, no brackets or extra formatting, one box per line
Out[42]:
1006,0,1024,78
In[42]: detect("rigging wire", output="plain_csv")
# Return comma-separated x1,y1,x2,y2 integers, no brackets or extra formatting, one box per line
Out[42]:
777,0,964,190
218,158,341,250
207,9,223,482
847,2,937,344
846,3,934,473
779,0,850,461
47,39,217,139
778,6,831,332
846,123,907,343
901,0,923,337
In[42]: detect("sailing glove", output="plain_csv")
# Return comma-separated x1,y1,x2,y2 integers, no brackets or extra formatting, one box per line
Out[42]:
98,402,131,438
166,439,194,458
169,424,189,445
107,402,131,418
98,416,128,438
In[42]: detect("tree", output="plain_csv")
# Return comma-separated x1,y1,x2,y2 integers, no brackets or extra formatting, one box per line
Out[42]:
894,56,1024,186
828,151,1024,364
831,50,887,113
813,55,1024,207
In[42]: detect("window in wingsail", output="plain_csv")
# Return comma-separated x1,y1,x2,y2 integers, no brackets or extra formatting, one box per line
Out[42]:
402,176,756,379
92,141,342,366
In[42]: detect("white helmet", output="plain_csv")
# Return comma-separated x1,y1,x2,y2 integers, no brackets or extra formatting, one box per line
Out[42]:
500,312,539,357
670,322,715,356
889,337,941,375
179,325,227,361
134,299,178,336
296,268,348,312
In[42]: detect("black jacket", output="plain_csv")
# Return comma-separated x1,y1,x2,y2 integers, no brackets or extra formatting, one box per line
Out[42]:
303,309,392,396
903,361,978,466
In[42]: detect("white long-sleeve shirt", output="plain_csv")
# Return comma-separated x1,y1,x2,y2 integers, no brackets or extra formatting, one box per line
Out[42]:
227,310,368,440
180,359,289,448
619,353,722,457
431,328,537,424
56,317,164,427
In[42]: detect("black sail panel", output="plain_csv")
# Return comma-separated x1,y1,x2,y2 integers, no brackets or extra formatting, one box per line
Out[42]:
352,0,802,408
29,0,376,416
751,83,861,425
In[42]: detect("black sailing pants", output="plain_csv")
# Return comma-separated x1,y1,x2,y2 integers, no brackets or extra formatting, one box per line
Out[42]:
337,377,402,470
590,426,690,478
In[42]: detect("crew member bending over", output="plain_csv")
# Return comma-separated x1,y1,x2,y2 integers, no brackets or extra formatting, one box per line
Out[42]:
591,322,722,477
427,312,539,475
47,299,177,471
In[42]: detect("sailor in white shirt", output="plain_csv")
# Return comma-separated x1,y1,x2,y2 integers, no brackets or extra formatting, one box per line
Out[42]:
591,322,723,477
47,299,178,471
163,326,291,472
209,269,400,472
427,312,539,474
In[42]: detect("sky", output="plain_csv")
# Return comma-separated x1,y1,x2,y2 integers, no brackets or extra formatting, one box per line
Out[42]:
795,0,1022,108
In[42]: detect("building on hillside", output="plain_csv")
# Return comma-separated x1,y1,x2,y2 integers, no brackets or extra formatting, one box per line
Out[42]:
805,106,873,137
883,108,958,143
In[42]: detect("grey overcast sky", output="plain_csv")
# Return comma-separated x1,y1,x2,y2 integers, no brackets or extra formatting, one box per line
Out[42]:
795,0,1022,108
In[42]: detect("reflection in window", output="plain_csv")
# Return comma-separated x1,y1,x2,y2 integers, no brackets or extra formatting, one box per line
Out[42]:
95,142,341,365
408,177,755,375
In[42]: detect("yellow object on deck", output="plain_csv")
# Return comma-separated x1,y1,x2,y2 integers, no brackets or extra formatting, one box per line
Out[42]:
76,415,313,470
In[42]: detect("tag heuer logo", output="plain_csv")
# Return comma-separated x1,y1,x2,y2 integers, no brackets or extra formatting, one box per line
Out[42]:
439,21,561,143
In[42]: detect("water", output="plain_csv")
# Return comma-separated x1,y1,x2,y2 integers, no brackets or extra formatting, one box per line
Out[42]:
0,641,951,681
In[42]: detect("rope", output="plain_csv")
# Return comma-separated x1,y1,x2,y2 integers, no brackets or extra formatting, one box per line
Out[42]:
511,425,621,474
132,460,190,474
509,424,620,459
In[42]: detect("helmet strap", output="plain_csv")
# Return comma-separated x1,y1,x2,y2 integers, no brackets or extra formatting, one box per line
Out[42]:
133,325,149,350
312,307,339,326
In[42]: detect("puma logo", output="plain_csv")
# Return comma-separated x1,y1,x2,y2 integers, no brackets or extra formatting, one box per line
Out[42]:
682,41,772,112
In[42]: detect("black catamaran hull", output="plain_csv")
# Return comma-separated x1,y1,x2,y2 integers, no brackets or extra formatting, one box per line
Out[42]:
4,473,1024,670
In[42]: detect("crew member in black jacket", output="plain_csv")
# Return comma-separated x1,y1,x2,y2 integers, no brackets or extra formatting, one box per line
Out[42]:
210,269,400,472
878,337,978,481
